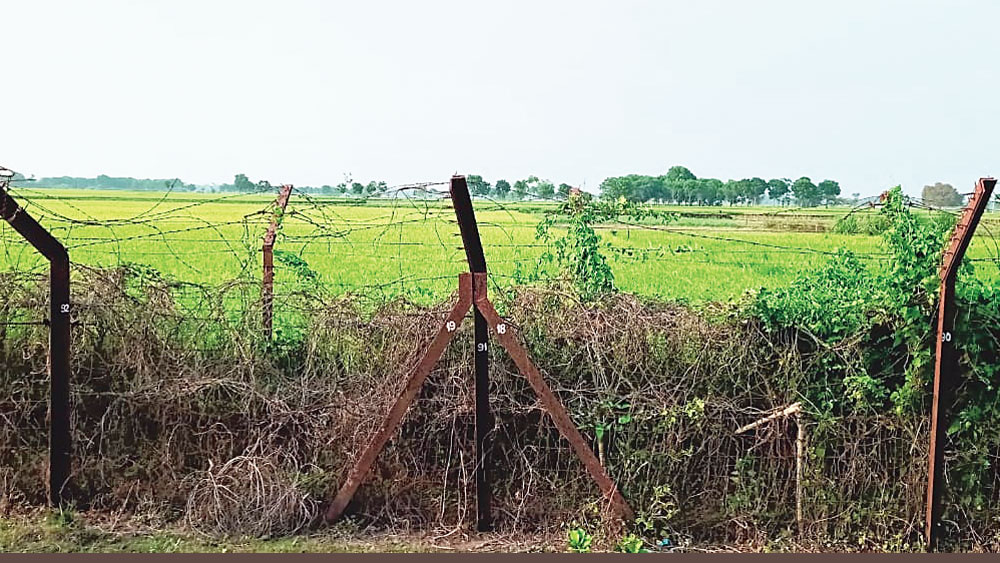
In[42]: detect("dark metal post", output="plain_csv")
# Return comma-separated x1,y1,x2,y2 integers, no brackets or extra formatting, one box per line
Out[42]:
326,175,631,528
925,177,996,550
450,175,494,532
262,184,294,340
0,178,72,506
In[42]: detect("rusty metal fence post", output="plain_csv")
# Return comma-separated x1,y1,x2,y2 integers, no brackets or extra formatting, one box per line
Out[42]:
326,175,632,526
925,177,996,550
262,184,294,340
0,169,72,506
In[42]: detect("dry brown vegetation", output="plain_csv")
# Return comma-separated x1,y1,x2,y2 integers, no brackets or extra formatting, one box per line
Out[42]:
2,264,984,552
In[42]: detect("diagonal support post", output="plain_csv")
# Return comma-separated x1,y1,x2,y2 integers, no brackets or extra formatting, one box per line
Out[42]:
0,171,72,506
925,177,996,550
474,283,633,520
325,175,632,526
262,184,294,340
326,274,473,521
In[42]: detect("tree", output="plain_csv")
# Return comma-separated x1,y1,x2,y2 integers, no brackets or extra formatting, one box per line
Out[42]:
767,178,790,205
817,180,841,206
665,165,696,183
792,177,819,206
921,182,963,207
494,179,511,199
674,179,700,204
664,166,696,204
364,180,387,196
745,177,768,205
600,176,630,200
723,179,744,205
234,173,255,192
467,174,491,197
557,183,573,199
320,185,334,195
697,179,723,205
513,179,529,200
351,182,365,195
534,180,556,199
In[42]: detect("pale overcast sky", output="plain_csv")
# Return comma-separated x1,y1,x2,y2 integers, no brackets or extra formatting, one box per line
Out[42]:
2,0,998,195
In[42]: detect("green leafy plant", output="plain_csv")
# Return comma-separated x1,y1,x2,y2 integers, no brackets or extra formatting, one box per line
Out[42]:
615,533,649,553
535,193,676,300
273,250,319,285
567,527,593,553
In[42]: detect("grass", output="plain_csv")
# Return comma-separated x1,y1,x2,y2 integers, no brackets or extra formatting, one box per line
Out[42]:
0,509,453,553
1,187,998,305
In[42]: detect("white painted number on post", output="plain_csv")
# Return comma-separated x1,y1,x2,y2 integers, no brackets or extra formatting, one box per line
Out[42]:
943,332,952,342
477,342,488,353
446,320,456,333
60,304,70,314
496,323,507,335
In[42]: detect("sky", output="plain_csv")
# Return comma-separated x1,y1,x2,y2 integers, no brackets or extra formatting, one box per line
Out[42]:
2,0,998,196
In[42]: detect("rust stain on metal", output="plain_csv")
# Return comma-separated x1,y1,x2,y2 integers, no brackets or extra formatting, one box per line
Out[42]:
262,184,294,339
925,177,996,550
326,273,473,522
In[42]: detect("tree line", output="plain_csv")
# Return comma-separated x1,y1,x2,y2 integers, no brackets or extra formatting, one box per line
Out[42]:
33,167,845,207
599,166,841,207
35,175,199,191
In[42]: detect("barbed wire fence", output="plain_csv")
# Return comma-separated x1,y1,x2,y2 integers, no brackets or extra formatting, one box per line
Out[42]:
0,171,999,549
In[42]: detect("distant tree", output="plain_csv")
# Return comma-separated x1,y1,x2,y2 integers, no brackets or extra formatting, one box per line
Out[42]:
792,177,819,206
351,182,365,195
921,182,963,207
321,184,334,195
723,179,744,205
817,180,841,206
467,174,491,197
665,165,696,183
234,173,255,192
600,176,631,200
512,179,529,200
557,183,573,199
851,192,861,203
767,178,790,205
746,177,768,205
662,166,697,203
697,178,723,205
493,179,511,199
673,179,699,204
364,180,387,196
534,180,555,199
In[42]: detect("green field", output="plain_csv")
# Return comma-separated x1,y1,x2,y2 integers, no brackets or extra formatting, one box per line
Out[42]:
1,188,998,305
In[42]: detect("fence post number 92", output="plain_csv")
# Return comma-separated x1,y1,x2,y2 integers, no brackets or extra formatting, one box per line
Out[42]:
60,303,70,314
